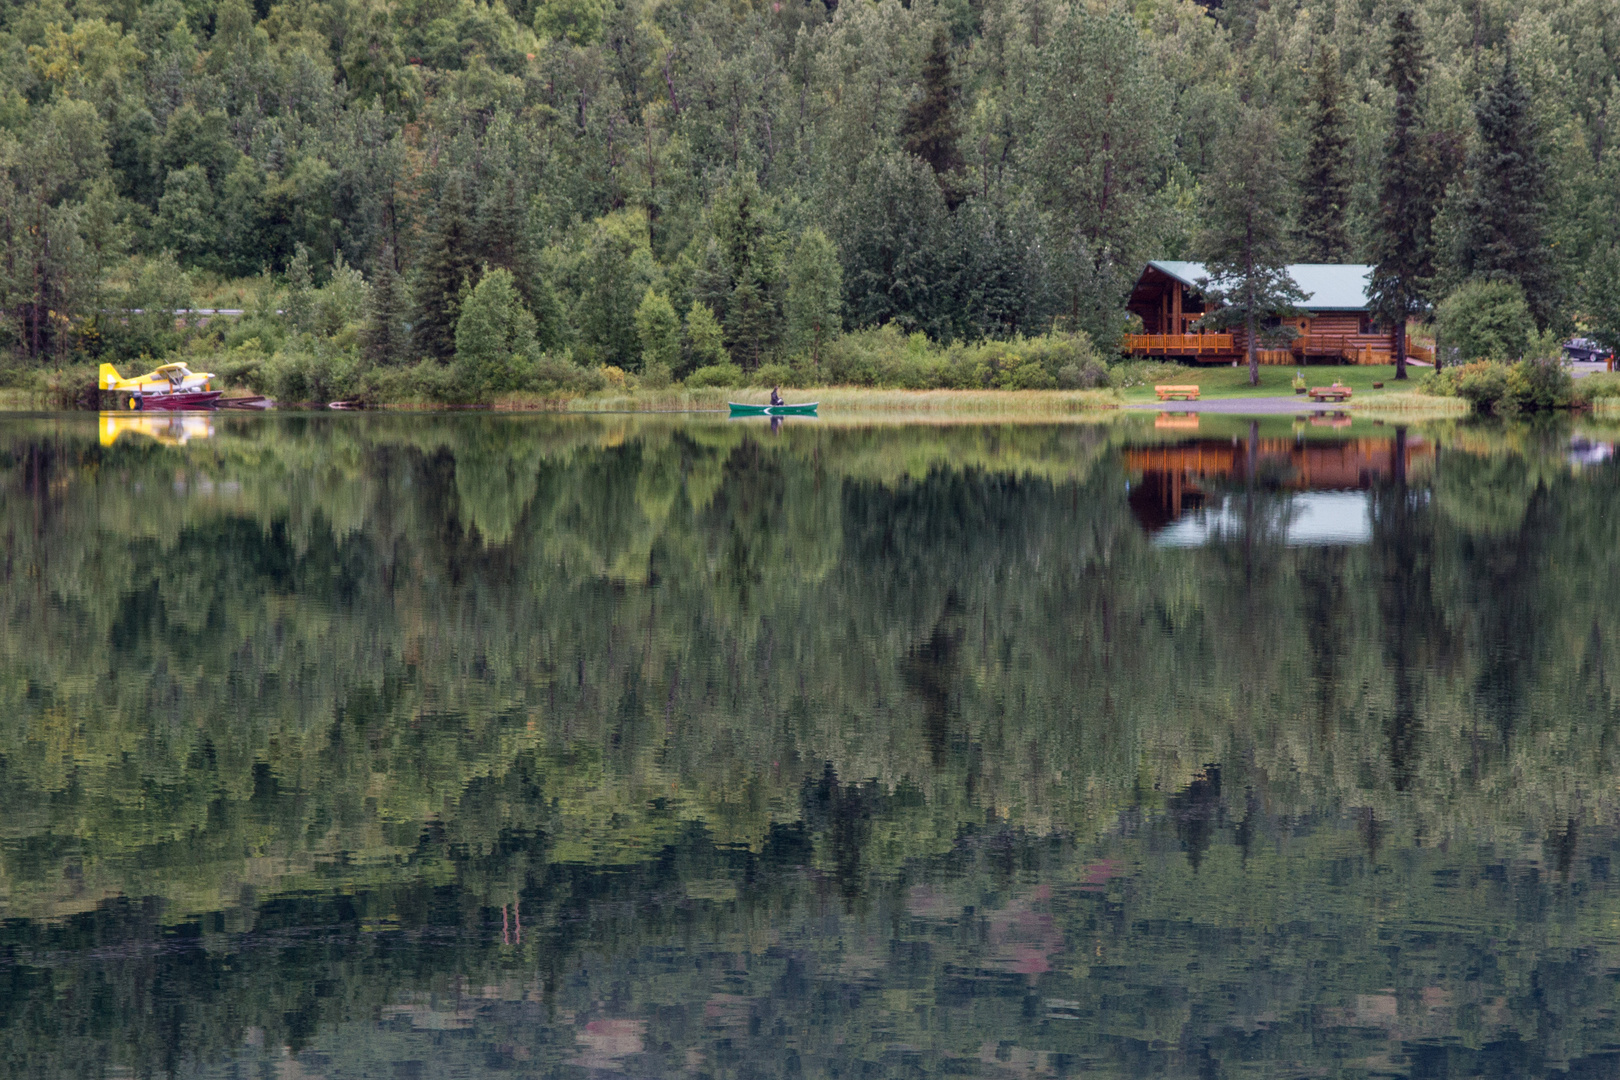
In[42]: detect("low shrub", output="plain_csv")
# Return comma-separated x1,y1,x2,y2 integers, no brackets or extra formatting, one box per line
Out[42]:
534,354,606,394
1504,357,1573,411
685,362,744,388
214,342,267,389
1418,368,1460,396
1057,359,1111,389
255,343,360,404
1434,279,1534,363
749,362,795,388
1454,361,1510,411
1451,359,1573,413
807,327,1106,390
993,353,1058,389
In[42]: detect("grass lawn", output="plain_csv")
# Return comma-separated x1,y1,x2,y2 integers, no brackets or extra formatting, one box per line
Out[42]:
1116,363,1425,403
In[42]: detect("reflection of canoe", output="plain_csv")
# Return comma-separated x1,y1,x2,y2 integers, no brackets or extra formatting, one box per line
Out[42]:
728,402,819,416
127,391,223,410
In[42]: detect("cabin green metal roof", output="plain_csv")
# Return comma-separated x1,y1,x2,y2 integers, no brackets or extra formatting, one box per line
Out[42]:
1147,261,1374,311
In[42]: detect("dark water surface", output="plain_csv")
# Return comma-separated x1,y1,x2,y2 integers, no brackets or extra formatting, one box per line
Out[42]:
4,410,1620,1079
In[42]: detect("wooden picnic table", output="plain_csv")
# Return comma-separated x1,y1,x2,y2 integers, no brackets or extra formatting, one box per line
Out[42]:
1308,384,1352,403
1155,384,1201,401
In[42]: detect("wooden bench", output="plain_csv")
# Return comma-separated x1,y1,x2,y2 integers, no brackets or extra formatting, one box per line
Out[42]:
1308,385,1352,403
1155,384,1201,401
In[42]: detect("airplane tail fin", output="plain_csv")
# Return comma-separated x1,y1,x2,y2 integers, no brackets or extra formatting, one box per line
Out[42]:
99,363,122,389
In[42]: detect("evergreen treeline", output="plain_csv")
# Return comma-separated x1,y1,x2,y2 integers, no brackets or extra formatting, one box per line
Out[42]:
2,0,1618,387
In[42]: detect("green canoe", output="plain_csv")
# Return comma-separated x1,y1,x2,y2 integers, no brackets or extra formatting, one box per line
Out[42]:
727,401,819,416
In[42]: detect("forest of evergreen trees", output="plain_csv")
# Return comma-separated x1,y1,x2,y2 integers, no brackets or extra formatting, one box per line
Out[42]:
1,0,1616,394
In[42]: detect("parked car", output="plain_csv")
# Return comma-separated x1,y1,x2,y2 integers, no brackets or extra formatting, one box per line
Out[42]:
1563,337,1612,363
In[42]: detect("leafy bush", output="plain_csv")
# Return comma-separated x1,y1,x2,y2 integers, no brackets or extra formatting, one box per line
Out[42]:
685,362,744,388
1418,367,1460,396
1434,279,1534,362
810,326,1103,390
1504,358,1573,410
534,355,607,394
1057,359,1111,389
256,345,360,404
1454,362,1510,410
214,343,266,389
749,362,795,388
1451,359,1573,413
994,354,1058,389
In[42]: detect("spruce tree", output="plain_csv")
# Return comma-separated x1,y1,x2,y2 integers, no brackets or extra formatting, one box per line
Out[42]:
726,266,774,370
1457,51,1556,328
362,245,408,365
478,171,549,323
412,177,479,362
902,29,964,202
1367,9,1437,380
529,275,569,354
1197,104,1305,387
1297,47,1351,262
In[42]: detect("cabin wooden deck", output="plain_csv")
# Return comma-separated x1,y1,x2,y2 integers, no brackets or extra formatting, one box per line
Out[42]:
1123,262,1434,366
1123,331,1435,365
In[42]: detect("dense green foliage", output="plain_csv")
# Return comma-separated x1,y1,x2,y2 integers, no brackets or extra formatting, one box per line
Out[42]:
4,413,1620,1076
2,0,1616,397
1434,276,1535,362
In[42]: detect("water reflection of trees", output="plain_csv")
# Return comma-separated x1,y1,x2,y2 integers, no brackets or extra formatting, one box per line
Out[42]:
3,414,1620,1076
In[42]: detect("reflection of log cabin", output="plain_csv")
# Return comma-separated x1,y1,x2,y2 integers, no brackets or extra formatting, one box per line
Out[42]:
1126,437,1434,532
1123,262,1435,365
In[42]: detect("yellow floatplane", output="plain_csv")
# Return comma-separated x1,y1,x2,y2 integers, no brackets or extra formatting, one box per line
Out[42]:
99,362,221,409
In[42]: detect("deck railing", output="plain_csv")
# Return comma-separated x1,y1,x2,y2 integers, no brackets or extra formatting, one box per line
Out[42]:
1124,333,1235,354
1127,331,1430,364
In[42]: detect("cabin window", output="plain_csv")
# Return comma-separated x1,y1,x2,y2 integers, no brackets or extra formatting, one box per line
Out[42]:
1359,314,1376,334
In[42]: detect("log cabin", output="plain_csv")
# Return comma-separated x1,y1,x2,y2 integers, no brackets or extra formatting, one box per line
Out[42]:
1123,261,1432,365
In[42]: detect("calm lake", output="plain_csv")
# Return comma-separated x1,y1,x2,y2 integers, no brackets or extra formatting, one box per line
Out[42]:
3,409,1620,1079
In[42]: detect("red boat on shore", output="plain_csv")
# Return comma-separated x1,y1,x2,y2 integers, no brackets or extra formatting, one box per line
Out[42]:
128,390,223,410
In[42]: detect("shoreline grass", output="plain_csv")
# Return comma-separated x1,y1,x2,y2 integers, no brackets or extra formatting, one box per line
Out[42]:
1350,391,1469,416
541,386,1123,415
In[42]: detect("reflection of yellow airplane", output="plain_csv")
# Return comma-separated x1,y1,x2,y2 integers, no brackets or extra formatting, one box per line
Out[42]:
99,362,216,394
100,413,215,447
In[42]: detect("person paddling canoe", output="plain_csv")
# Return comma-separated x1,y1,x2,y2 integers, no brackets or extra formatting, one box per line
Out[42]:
770,386,783,406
